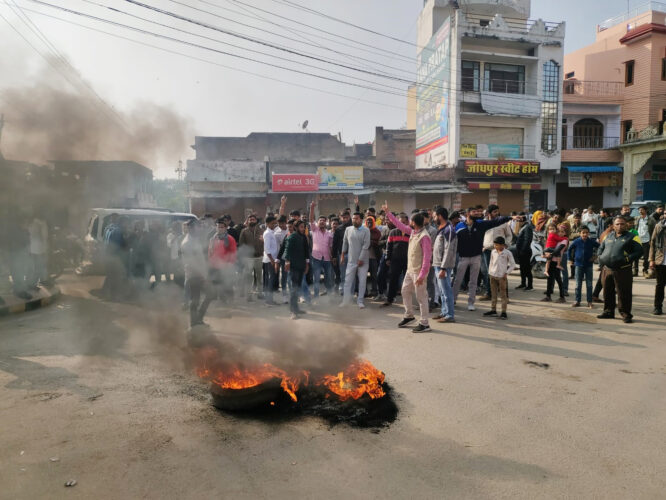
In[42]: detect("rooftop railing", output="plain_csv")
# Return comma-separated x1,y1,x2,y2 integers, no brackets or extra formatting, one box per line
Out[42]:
561,136,621,150
597,1,666,32
461,13,563,35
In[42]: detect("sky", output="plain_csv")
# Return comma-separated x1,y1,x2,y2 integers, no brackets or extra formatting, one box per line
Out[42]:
0,0,642,176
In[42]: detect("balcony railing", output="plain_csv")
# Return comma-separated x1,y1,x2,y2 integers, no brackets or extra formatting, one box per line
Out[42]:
561,136,620,150
460,144,536,159
563,80,624,97
462,77,537,95
462,13,563,35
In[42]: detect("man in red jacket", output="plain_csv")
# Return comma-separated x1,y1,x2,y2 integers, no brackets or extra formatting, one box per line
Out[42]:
208,218,237,303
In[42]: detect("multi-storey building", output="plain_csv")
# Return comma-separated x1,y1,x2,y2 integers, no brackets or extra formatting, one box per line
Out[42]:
564,2,666,203
415,0,565,212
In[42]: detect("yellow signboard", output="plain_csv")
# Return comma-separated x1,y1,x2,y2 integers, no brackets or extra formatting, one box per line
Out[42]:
317,166,364,189
460,144,477,158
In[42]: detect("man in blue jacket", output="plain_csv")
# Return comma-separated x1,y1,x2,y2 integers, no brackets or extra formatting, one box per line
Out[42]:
452,209,516,311
569,225,600,308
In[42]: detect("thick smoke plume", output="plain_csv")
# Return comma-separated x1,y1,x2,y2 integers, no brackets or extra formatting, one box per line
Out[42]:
0,58,190,170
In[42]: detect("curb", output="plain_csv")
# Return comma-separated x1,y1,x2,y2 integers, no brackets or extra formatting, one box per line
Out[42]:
0,286,62,317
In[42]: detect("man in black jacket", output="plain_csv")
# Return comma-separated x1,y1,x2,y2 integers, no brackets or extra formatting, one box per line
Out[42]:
284,220,311,319
333,211,352,294
597,217,644,323
514,212,534,290
381,212,410,307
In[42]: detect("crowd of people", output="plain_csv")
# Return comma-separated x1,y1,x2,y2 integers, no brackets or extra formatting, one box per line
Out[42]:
97,198,666,331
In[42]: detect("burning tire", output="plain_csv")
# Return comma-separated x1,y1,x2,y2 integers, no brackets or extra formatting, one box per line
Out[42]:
210,378,284,411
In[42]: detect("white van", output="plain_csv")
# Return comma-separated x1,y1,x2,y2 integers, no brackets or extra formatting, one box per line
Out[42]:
80,208,197,274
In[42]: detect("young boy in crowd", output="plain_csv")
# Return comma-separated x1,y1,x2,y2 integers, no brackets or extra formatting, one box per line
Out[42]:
543,223,568,276
568,225,599,308
483,236,516,320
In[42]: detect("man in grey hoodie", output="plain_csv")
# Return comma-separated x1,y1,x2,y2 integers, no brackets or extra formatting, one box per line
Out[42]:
340,212,371,309
433,208,460,323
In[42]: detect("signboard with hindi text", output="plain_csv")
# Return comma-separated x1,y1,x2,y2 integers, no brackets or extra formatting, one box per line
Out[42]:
568,171,621,188
464,160,540,178
317,166,363,189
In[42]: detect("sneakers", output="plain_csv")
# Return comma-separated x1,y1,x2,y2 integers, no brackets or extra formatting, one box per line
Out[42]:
623,316,633,324
483,310,498,317
358,303,366,309
556,297,566,304
412,324,432,333
436,317,455,323
500,312,508,320
653,307,663,315
515,284,526,289
467,304,476,311
398,317,416,328
432,314,444,320
524,286,533,291
290,313,299,320
571,302,581,308
597,313,615,319
540,297,552,302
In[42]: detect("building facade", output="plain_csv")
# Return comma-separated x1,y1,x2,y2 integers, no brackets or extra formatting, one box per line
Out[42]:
564,2,666,203
415,0,565,212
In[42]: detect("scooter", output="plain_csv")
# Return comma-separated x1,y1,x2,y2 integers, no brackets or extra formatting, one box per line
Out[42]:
530,239,548,279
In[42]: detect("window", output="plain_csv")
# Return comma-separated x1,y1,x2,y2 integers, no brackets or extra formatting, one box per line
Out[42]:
462,60,480,91
479,19,490,27
573,118,604,148
625,60,635,86
662,58,666,80
541,60,560,153
622,120,633,142
565,71,575,79
561,125,568,150
483,63,525,94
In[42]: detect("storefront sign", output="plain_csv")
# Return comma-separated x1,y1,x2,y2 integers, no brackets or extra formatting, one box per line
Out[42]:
464,160,540,177
317,166,364,189
272,174,319,192
568,171,621,187
460,144,522,159
416,18,451,169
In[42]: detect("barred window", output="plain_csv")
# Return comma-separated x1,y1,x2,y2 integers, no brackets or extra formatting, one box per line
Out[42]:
541,61,560,153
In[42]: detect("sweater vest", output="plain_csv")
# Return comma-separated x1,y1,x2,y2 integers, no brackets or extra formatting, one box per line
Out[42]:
407,229,427,274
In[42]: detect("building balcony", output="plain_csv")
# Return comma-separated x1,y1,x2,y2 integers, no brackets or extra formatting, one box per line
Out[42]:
459,12,564,38
563,80,624,102
562,136,620,150
561,136,623,162
460,143,537,160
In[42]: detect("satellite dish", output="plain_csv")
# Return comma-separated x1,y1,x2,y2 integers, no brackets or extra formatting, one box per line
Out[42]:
302,120,309,130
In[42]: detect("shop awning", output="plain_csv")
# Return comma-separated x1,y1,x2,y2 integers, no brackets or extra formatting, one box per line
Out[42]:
566,166,623,173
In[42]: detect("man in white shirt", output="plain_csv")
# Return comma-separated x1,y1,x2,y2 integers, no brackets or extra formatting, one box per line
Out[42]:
262,216,279,305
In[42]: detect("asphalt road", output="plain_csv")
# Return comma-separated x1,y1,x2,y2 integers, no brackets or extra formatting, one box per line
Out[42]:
1,272,665,499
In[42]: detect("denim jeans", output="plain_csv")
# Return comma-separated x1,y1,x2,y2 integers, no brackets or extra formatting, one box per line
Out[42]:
311,257,333,297
435,266,455,319
338,260,347,294
575,265,594,304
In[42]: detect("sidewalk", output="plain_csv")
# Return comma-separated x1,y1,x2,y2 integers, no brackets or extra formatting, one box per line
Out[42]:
0,285,61,316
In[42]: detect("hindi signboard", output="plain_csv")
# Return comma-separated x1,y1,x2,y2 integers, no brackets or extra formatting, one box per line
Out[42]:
568,171,621,187
415,19,451,169
317,166,364,189
464,160,540,178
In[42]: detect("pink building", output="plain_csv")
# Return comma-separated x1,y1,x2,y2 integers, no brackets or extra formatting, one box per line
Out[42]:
563,3,666,204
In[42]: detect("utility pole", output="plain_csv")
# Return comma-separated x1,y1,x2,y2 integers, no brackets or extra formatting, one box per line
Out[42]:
175,159,185,181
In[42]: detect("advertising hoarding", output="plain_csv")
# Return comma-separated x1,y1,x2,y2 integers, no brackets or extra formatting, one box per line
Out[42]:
272,174,319,192
415,19,451,169
460,144,522,159
568,171,621,187
317,166,364,189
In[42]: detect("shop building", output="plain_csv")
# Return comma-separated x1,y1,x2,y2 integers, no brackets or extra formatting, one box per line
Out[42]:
564,2,666,203
415,0,565,212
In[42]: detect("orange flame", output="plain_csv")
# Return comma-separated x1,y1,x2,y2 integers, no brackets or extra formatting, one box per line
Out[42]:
195,349,385,403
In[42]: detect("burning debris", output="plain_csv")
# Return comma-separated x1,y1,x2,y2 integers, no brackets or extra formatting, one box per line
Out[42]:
189,327,398,428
